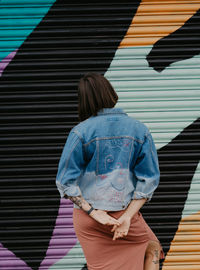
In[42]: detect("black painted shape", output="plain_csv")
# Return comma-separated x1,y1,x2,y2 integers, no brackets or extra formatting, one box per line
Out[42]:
146,9,200,72
142,117,200,258
0,1,141,269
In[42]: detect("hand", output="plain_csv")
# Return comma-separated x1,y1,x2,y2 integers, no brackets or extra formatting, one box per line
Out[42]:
90,209,121,226
111,214,131,241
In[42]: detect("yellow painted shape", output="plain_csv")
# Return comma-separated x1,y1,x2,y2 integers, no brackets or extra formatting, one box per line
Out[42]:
120,1,200,47
162,211,200,269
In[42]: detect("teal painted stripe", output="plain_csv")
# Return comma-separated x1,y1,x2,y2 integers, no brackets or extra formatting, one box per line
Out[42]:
0,29,39,37
0,0,56,62
0,40,22,48
0,7,54,16
0,18,43,27
0,0,55,5
48,242,86,270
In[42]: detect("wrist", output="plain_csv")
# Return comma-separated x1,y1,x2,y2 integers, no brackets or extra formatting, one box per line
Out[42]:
88,208,96,217
87,206,95,215
122,211,132,220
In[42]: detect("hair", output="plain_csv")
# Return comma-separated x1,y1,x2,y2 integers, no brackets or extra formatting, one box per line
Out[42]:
78,72,118,121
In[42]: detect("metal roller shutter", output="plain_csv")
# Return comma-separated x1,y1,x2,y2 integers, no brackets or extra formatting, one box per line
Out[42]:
0,1,200,269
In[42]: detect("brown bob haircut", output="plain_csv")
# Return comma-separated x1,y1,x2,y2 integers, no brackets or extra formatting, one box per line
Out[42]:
78,72,118,121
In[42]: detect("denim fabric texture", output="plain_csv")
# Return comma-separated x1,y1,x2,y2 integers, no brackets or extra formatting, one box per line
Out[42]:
56,107,160,211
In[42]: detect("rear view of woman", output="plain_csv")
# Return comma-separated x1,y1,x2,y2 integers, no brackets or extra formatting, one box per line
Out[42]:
56,72,164,270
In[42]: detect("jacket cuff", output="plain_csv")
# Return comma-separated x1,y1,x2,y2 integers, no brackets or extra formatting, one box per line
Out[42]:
132,191,153,202
63,185,81,197
56,181,82,197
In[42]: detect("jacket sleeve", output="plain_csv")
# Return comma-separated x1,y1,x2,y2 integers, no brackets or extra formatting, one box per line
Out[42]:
56,130,85,198
132,132,160,202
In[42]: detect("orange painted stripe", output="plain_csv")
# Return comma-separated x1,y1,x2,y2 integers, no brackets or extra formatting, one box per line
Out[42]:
119,1,200,47
162,211,200,269
163,266,200,270
141,0,200,3
170,245,200,252
166,255,200,262
179,212,200,221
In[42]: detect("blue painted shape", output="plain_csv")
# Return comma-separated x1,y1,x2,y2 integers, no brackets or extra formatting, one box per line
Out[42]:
0,0,56,61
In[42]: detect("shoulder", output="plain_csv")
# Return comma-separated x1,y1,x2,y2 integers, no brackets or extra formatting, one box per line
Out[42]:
69,116,96,140
125,114,150,137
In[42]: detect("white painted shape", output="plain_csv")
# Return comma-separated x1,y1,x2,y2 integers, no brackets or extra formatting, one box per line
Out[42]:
105,46,200,149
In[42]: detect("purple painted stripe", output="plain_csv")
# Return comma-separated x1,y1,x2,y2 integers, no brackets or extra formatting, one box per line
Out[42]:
57,206,73,215
38,198,78,269
44,238,77,246
0,49,18,76
52,228,76,235
0,242,31,269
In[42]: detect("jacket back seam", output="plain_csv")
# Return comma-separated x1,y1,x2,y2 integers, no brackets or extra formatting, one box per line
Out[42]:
83,135,144,147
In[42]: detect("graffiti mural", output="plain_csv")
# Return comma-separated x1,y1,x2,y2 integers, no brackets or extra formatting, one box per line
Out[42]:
0,1,200,269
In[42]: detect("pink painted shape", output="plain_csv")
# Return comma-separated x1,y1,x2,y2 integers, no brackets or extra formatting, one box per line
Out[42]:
0,242,32,270
0,49,18,76
39,198,78,269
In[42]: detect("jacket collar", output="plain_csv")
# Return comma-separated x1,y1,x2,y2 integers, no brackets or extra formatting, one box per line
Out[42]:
97,107,127,116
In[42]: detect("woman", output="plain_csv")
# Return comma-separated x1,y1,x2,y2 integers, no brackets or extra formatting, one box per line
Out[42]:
56,72,164,270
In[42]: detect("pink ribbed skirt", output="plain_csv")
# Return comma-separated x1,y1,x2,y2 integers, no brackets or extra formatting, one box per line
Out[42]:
73,208,164,270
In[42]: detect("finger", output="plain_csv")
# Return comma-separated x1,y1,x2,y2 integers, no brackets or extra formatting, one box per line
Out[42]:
111,218,121,225
115,231,126,240
111,225,117,232
106,215,121,225
113,233,118,241
113,231,121,241
118,232,124,238
113,231,118,241
117,232,123,239
108,218,121,226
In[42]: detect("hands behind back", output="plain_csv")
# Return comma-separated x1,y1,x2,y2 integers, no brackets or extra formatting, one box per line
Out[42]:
90,209,121,226
89,200,145,240
90,209,131,240
111,214,131,241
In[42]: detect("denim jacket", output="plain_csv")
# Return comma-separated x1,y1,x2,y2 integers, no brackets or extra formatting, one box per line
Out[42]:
56,107,160,211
